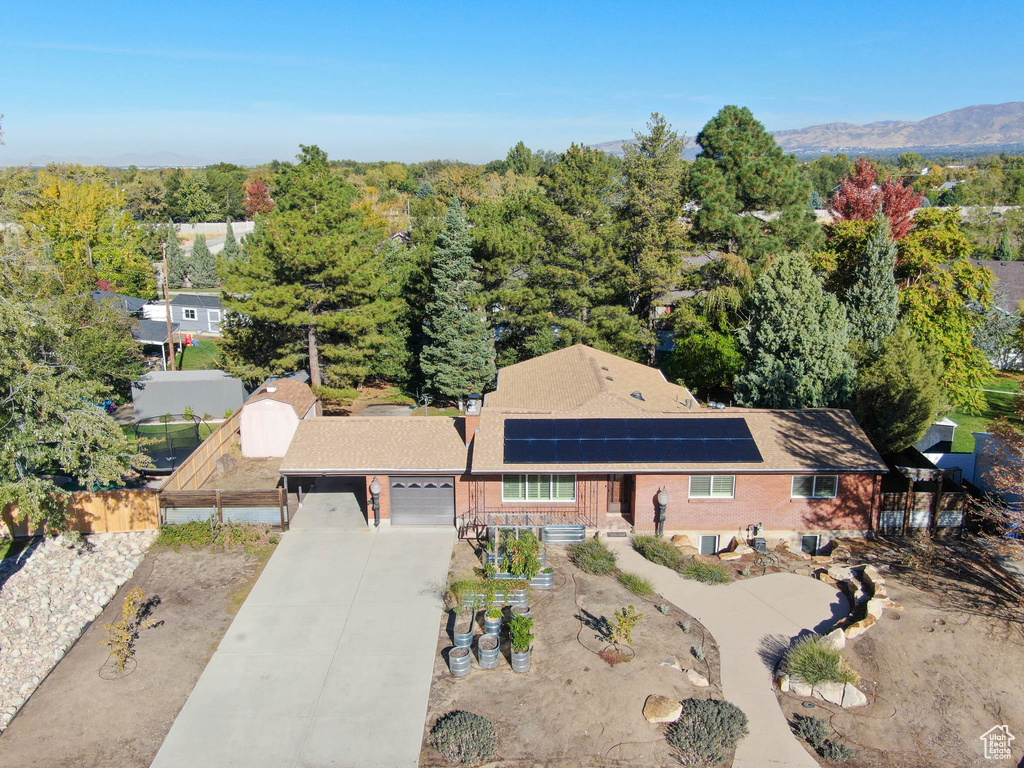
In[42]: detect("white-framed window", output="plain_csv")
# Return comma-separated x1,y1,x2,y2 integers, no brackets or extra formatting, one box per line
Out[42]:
699,534,719,555
689,475,735,499
791,475,838,499
801,535,820,555
502,474,576,502
209,309,221,325
183,308,197,320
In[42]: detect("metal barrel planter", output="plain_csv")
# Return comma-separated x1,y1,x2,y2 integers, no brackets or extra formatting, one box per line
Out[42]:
477,634,501,668
483,614,503,636
529,570,554,590
449,646,472,677
538,549,547,566
511,604,532,620
511,647,531,673
453,615,474,648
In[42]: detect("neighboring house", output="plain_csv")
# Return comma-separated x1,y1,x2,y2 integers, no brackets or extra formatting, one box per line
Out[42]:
971,259,1024,315
240,379,321,458
132,370,245,422
144,294,224,335
90,290,179,369
91,289,149,315
279,345,890,553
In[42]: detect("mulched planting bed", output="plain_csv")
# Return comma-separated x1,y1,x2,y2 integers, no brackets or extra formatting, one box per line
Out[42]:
421,540,724,767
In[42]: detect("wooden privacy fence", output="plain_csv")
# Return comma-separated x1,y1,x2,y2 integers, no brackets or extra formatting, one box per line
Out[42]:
3,490,161,537
160,488,289,529
161,411,242,491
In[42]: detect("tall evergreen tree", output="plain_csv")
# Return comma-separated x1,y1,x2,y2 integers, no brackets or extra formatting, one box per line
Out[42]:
221,221,241,261
165,228,187,288
617,113,687,363
996,228,1015,260
844,216,899,354
734,252,855,408
221,146,392,388
188,234,218,288
850,325,944,454
688,105,822,262
420,199,496,406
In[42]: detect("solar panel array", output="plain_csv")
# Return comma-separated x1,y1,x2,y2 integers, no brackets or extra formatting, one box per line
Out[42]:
503,418,763,464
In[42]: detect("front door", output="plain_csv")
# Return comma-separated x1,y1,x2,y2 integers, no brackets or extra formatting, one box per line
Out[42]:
608,474,632,518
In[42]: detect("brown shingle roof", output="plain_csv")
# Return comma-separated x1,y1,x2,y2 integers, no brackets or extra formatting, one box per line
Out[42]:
484,345,698,415
246,379,319,418
279,417,469,474
470,408,887,473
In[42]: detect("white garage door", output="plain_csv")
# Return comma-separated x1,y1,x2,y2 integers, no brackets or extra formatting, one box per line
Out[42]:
390,476,456,526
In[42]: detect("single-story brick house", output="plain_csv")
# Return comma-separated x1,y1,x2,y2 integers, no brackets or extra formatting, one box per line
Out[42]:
279,345,891,553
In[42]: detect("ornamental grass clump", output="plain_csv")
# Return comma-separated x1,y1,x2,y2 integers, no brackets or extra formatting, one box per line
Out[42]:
665,698,749,767
430,710,498,765
567,536,617,574
782,635,859,686
680,560,733,584
633,535,682,568
618,571,655,596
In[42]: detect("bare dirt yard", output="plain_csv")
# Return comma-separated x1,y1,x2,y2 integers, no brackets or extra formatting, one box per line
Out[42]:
0,544,272,768
201,455,283,490
421,540,725,767
776,536,1024,768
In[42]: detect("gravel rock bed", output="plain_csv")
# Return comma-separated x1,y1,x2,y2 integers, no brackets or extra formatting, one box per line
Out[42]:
0,531,158,731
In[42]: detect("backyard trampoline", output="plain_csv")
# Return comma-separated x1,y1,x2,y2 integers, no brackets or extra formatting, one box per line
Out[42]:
129,415,210,475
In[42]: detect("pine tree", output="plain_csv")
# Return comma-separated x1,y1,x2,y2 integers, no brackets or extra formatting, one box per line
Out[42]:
845,216,899,354
165,228,187,289
688,105,822,263
221,221,241,261
420,199,496,407
996,228,1015,260
617,113,687,363
734,252,855,408
188,234,218,288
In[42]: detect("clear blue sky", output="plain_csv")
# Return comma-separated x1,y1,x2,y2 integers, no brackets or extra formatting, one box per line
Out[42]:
1,0,1021,166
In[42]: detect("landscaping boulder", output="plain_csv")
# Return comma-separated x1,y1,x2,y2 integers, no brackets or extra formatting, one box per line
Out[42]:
733,545,754,555
660,656,681,671
812,681,846,706
861,565,885,592
789,678,813,697
817,571,838,586
643,695,682,723
824,628,846,650
671,535,693,548
794,566,813,576
775,671,790,692
811,555,832,564
866,597,887,619
718,552,742,562
873,583,889,598
677,545,698,556
841,682,868,708
685,669,709,687
844,614,877,640
828,565,854,582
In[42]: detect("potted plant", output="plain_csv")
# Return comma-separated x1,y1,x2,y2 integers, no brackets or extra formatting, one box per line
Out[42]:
511,604,531,620
452,606,474,648
509,614,534,673
477,633,500,669
484,607,503,636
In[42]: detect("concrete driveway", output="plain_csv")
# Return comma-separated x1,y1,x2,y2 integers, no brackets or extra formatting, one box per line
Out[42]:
151,480,455,768
607,538,849,768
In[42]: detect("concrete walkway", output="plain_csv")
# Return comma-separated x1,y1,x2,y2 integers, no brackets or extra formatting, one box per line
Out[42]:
151,481,455,768
606,538,849,768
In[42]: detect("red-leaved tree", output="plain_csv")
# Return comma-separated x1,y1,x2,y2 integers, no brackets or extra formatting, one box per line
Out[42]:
243,178,275,218
828,157,924,240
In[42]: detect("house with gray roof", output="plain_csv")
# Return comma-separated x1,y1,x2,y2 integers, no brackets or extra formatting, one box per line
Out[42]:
144,293,225,335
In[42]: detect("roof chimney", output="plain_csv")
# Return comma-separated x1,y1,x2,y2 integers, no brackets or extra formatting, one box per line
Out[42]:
464,394,482,446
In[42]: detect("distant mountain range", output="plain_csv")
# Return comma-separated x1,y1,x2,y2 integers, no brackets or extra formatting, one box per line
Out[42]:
23,151,206,168
593,102,1024,158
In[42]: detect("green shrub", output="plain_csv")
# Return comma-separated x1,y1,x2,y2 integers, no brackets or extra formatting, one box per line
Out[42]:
430,710,498,765
155,520,279,555
485,608,502,619
665,699,749,767
618,571,654,596
819,739,854,762
505,529,543,579
610,605,643,645
155,520,217,550
567,537,617,574
509,614,534,652
633,535,682,568
680,560,733,584
792,714,830,748
782,635,859,686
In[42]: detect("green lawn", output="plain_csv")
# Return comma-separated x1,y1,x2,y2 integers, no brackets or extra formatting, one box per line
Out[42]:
125,422,217,440
0,539,27,562
177,338,223,371
949,374,1023,453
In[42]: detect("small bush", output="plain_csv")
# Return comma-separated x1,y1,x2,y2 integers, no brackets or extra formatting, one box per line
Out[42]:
680,560,733,584
155,520,279,555
666,699,749,767
633,535,682,568
567,537,617,574
691,644,705,662
509,614,534,652
618,571,654,596
792,714,830,748
819,739,854,762
783,635,858,686
610,605,643,645
156,520,217,550
101,587,161,670
430,710,498,765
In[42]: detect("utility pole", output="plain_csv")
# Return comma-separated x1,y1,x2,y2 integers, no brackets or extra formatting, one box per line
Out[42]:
161,242,178,371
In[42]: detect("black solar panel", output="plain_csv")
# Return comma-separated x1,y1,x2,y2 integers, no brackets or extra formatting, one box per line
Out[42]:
502,417,763,464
